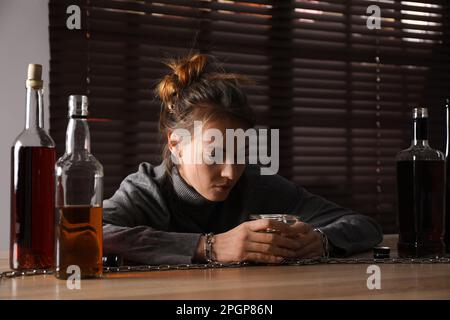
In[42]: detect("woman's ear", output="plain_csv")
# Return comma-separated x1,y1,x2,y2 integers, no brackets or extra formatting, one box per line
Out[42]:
168,131,182,158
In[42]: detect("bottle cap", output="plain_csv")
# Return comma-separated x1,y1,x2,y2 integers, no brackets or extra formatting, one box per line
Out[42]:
412,107,428,119
68,95,89,118
102,254,124,268
25,64,43,89
373,246,390,259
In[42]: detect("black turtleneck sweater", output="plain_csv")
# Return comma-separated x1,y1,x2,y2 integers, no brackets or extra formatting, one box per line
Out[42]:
103,163,383,265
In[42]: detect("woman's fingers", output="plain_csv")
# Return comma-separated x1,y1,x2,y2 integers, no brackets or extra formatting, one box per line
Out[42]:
246,219,294,234
296,244,322,258
245,241,297,258
295,237,323,258
214,220,322,263
239,220,324,263
287,221,312,235
248,230,302,250
244,252,284,264
296,229,317,244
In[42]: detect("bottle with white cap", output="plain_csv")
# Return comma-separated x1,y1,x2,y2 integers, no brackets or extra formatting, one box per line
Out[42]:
55,95,104,279
10,64,56,270
396,107,445,258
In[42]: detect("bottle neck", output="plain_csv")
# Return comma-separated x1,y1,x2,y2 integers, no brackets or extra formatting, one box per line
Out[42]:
412,117,429,147
66,117,91,154
25,87,44,130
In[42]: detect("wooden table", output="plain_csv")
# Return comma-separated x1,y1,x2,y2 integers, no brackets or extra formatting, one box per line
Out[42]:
1,235,449,300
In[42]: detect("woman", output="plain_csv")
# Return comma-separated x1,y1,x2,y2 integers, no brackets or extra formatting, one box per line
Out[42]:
103,53,383,265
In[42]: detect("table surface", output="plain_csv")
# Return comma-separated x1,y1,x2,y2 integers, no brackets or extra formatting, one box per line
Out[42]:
1,234,449,300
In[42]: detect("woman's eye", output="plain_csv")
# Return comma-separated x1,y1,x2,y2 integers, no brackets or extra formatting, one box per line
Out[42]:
204,148,216,160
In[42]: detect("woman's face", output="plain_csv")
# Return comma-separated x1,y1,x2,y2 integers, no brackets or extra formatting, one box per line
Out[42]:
172,116,249,202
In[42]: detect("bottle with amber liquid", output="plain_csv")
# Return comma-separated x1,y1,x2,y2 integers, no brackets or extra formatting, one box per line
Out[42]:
396,107,445,258
10,64,56,270
55,95,103,279
445,98,450,254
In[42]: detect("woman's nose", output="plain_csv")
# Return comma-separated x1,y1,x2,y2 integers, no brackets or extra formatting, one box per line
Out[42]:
221,164,237,180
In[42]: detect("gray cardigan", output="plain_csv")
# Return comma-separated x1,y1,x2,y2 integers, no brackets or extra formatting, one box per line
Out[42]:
103,163,383,265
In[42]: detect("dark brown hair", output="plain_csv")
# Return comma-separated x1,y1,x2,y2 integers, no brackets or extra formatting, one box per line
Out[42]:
155,53,255,174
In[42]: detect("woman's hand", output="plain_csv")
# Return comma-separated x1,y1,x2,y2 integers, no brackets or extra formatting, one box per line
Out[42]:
195,219,324,263
286,222,324,258
214,219,304,263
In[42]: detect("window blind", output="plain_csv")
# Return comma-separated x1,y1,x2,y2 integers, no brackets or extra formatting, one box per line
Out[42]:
49,0,450,232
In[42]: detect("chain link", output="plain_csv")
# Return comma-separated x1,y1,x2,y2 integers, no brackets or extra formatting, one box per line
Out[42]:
283,257,450,265
0,268,54,279
1,257,449,280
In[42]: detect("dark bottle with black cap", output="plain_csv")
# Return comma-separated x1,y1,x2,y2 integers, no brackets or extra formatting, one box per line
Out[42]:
396,107,445,258
445,99,450,254
55,95,104,279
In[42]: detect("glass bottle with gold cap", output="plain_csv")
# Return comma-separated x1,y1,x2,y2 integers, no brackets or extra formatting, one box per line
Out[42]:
10,64,56,270
55,95,103,279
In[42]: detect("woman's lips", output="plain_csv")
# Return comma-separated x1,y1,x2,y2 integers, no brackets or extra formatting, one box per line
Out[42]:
212,184,233,192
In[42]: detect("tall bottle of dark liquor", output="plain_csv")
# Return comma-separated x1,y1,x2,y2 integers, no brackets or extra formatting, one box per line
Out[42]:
10,64,56,270
55,95,103,279
445,98,450,254
396,107,445,258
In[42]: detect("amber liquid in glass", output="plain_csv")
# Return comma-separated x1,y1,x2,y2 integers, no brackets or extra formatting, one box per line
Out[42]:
10,146,56,270
56,205,103,279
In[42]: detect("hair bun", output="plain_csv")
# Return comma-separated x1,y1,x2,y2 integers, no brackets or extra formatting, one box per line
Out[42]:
167,53,207,87
156,54,208,109
156,74,177,108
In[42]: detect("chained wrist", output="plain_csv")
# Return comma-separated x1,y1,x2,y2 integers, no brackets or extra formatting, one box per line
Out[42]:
203,233,216,263
313,228,330,258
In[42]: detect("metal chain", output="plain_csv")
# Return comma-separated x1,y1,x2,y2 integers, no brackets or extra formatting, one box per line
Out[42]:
0,268,55,279
1,257,450,280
